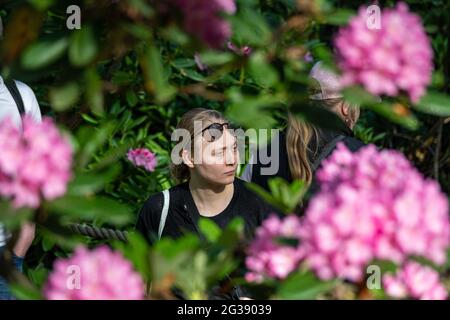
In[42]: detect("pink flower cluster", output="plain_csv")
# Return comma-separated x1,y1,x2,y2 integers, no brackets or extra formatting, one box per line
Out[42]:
0,116,72,208
246,214,304,283
383,261,448,300
44,246,145,300
127,148,157,172
300,143,449,282
176,0,236,48
334,2,433,102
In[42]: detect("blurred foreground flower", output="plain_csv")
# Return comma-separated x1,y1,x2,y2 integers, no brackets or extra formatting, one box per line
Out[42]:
383,261,448,300
127,148,157,172
0,116,72,208
246,214,304,283
334,2,432,103
44,246,145,300
175,0,236,48
300,143,449,282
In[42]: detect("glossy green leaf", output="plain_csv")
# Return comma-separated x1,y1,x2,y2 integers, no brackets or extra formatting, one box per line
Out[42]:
69,25,98,67
49,82,80,111
21,37,68,70
277,270,337,299
414,91,450,116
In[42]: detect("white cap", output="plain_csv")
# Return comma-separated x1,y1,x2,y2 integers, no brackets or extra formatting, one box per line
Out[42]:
308,61,343,100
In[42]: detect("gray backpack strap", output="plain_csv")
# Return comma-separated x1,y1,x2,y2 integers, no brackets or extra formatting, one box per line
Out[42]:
158,189,170,240
311,135,345,172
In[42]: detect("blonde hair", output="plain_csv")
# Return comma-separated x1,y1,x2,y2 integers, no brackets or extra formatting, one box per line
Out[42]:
170,108,226,183
286,99,359,185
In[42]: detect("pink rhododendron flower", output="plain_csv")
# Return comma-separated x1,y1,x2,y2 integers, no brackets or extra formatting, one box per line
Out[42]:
334,2,433,102
246,214,304,282
383,261,448,300
176,0,236,48
0,116,72,208
44,246,145,300
300,143,449,282
127,148,157,172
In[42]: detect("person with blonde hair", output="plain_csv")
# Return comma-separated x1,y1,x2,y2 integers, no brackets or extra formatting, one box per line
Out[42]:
136,108,280,299
241,61,365,208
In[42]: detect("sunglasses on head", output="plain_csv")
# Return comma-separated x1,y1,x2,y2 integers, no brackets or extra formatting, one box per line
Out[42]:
200,122,235,142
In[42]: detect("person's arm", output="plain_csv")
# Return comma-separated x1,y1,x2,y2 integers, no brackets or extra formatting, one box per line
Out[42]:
12,222,36,258
12,82,41,260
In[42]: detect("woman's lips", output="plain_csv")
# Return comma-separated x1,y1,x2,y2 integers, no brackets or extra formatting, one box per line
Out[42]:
224,169,236,175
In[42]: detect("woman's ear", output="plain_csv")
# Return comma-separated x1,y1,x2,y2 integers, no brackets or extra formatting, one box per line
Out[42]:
340,101,350,117
181,149,194,169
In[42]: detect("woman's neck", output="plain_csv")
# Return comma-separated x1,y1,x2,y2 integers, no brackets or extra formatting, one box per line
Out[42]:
188,176,234,217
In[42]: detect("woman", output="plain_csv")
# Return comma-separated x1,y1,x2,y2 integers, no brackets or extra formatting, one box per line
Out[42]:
136,108,280,245
241,61,365,207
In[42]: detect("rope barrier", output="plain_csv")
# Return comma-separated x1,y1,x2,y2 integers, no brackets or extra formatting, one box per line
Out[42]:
69,223,128,242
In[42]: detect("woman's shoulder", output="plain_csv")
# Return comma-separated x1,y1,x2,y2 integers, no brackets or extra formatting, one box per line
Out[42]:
141,183,187,212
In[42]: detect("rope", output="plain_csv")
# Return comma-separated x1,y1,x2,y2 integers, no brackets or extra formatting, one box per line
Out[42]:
69,223,129,242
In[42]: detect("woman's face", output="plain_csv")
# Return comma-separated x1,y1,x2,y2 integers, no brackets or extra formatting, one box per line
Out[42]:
190,120,238,186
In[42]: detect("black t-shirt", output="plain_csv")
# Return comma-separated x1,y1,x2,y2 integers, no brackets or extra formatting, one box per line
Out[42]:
135,178,281,245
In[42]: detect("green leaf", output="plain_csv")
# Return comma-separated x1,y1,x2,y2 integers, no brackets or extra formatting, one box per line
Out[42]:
90,141,133,171
230,9,271,47
126,90,139,107
324,9,355,26
198,219,222,243
181,69,206,82
226,89,279,129
248,51,279,88
21,37,68,70
246,178,306,214
28,0,55,11
113,232,151,281
9,282,43,300
199,51,234,66
128,0,154,18
277,270,337,299
42,234,56,252
46,195,133,226
414,91,450,116
172,58,196,69
0,201,33,230
27,264,49,288
342,85,380,106
76,122,115,168
68,164,122,196
49,82,80,112
85,68,104,115
217,217,245,248
140,44,176,103
368,102,419,130
69,25,98,67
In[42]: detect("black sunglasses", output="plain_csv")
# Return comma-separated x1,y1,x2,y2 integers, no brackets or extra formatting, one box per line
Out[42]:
200,122,233,142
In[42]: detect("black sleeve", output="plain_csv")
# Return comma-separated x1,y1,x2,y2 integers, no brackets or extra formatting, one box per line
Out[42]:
135,192,164,245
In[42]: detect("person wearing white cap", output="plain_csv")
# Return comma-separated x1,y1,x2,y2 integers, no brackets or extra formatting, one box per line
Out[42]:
241,61,365,211
0,17,42,299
